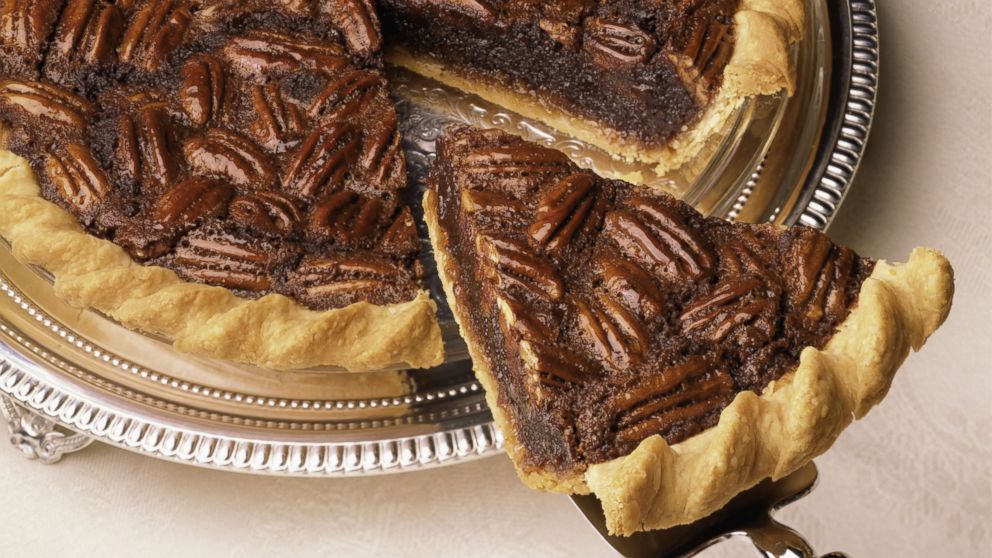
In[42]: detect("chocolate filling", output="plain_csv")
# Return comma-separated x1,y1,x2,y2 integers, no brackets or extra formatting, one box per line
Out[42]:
0,0,422,311
379,0,740,147
430,126,874,471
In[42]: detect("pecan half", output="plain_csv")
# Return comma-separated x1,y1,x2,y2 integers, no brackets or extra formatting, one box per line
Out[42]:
223,30,347,79
173,226,289,293
180,55,229,128
681,19,733,85
285,253,419,309
228,191,302,238
597,255,664,320
380,206,419,256
576,295,649,369
117,103,182,193
151,177,234,227
44,143,110,219
460,144,571,197
520,338,597,394
529,173,604,254
607,357,733,445
282,123,360,200
680,278,776,343
49,0,125,69
309,69,385,124
786,232,857,328
184,129,276,190
0,79,92,130
249,82,306,153
460,188,526,220
323,0,381,58
496,294,557,344
604,197,715,281
0,0,61,66
583,18,656,69
119,0,191,71
357,111,401,185
306,190,384,245
476,234,564,302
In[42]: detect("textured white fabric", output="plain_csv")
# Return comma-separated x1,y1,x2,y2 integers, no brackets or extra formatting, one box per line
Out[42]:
1,1,989,556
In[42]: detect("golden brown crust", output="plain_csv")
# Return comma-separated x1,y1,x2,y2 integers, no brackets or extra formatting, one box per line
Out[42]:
0,150,444,371
388,0,804,175
587,247,954,535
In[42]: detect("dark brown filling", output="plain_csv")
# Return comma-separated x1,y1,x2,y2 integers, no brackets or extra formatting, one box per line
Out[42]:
379,0,740,146
430,126,874,470
0,0,423,311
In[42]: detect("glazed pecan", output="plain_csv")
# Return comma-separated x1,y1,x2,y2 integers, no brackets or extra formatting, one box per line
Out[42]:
715,228,777,285
680,278,776,343
0,0,61,65
180,55,229,128
495,294,557,344
223,30,347,79
460,188,526,220
786,232,857,328
152,177,234,227
607,357,733,444
173,226,288,292
520,338,597,392
681,19,733,84
119,0,191,71
184,129,276,189
380,206,419,256
44,143,110,218
0,79,92,130
117,103,182,193
285,253,419,308
282,123,360,200
249,82,306,153
539,19,579,49
597,255,664,320
476,234,564,302
604,197,715,281
460,144,571,197
48,0,125,69
309,69,384,124
583,18,656,69
229,191,302,238
323,0,381,58
307,190,384,245
357,112,401,185
576,295,649,369
529,172,604,254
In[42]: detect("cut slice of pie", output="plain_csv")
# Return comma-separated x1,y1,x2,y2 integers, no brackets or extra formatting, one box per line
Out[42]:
0,0,443,371
424,125,954,535
380,0,803,174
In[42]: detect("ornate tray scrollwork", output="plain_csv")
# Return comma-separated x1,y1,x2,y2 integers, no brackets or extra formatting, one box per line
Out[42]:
0,0,878,475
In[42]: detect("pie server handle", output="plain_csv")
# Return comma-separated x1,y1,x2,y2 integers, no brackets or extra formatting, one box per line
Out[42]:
742,513,850,558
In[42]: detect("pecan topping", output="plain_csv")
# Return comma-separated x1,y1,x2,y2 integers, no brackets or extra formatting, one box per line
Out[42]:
680,278,776,343
786,233,857,328
682,19,733,85
520,338,597,392
357,112,401,184
607,358,733,444
173,227,285,292
152,177,234,227
380,207,419,256
539,19,580,49
282,123,360,200
583,18,656,69
286,254,418,308
476,234,563,302
496,294,557,344
308,69,384,123
529,173,603,254
184,129,276,189
49,0,125,69
228,191,301,238
44,144,110,219
249,82,306,152
460,145,571,197
324,0,381,58
223,30,347,79
460,189,526,220
597,255,664,320
576,296,648,369
0,79,92,130
1,0,61,60
180,55,229,128
306,190,384,245
117,103,181,193
604,197,714,281
119,0,191,71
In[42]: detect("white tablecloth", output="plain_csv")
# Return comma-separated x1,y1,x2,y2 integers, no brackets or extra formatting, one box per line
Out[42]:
2,2,989,556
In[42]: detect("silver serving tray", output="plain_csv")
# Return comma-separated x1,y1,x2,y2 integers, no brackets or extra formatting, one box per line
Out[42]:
0,0,878,475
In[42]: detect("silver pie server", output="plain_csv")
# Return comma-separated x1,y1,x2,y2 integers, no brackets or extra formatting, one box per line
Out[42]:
570,462,851,558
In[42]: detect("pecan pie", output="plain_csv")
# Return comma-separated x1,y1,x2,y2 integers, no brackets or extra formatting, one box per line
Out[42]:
0,0,443,371
424,126,954,534
380,0,804,174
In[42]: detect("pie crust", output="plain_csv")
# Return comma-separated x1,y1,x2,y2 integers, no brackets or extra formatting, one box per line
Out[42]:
387,0,804,175
0,149,443,371
426,184,954,534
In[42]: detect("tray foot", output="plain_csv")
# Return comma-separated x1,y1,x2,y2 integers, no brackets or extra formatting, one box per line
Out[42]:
1,393,93,464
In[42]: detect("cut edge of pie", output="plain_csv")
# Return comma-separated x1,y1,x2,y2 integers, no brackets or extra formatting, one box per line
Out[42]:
0,150,443,372
387,0,804,176
423,137,954,535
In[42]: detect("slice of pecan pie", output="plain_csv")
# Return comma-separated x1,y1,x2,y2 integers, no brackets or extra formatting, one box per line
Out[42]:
0,0,443,370
380,0,803,174
424,126,954,534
